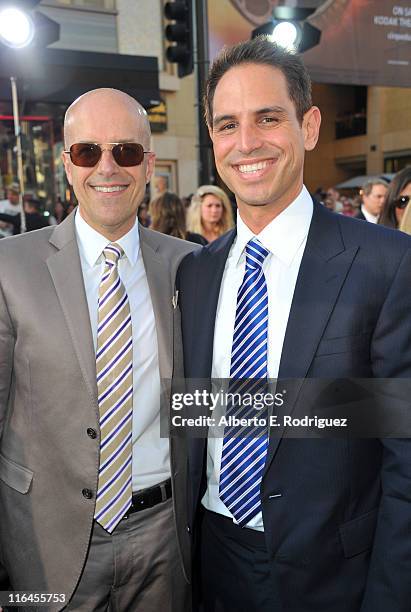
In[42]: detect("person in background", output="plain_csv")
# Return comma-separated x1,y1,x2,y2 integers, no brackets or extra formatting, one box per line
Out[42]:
378,166,411,229
323,195,335,211
150,191,207,245
325,186,343,212
137,201,150,227
0,197,49,234
0,183,21,238
313,186,327,203
187,184,234,243
341,196,355,217
356,178,388,223
53,197,70,224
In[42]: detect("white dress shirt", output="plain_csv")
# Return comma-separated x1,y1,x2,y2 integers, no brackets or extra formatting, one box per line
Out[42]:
75,210,170,491
202,185,313,530
0,199,21,238
361,205,378,223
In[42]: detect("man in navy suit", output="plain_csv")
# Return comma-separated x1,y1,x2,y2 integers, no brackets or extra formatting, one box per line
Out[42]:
356,178,388,223
178,37,411,612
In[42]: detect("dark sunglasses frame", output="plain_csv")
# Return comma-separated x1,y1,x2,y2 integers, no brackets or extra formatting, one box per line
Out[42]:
394,195,410,209
63,142,151,167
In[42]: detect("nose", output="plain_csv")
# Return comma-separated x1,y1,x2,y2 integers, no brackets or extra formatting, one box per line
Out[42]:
96,148,119,176
237,122,262,155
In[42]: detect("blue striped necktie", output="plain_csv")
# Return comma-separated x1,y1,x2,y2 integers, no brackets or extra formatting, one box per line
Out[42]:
94,243,133,533
219,237,270,527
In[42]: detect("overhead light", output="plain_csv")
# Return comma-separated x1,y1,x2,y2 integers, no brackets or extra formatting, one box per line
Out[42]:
0,7,35,48
270,21,300,51
252,6,321,54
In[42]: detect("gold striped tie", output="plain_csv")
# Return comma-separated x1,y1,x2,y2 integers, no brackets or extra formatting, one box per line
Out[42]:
94,243,133,533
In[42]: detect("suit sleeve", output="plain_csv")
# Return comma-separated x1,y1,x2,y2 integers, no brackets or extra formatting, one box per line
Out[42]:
361,247,411,611
0,213,18,229
0,278,14,589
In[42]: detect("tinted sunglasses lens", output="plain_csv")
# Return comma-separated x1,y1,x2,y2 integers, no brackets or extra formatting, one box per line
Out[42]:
70,143,101,167
112,143,145,166
395,195,410,209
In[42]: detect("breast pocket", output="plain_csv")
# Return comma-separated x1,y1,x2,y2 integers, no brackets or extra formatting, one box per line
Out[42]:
0,453,33,494
316,332,371,357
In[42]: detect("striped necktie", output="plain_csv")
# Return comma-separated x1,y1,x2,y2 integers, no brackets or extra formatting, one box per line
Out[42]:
94,243,133,533
219,238,270,527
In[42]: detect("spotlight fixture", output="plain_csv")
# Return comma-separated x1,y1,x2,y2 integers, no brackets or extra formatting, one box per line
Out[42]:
251,6,321,54
0,6,35,48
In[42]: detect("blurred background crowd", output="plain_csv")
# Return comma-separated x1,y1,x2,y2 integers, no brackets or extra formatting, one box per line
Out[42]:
2,165,410,243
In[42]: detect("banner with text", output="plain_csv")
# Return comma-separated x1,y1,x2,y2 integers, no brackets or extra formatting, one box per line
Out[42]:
207,0,411,87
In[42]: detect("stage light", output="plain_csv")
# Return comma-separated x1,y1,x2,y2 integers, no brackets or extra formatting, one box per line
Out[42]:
0,7,34,48
252,6,321,54
270,21,299,51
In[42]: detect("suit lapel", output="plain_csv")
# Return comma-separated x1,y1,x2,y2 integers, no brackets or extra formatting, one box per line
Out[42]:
264,202,359,472
139,226,173,381
191,230,237,377
47,213,98,408
188,230,236,508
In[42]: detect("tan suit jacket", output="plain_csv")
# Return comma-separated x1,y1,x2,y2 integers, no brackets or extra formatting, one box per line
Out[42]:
0,213,198,609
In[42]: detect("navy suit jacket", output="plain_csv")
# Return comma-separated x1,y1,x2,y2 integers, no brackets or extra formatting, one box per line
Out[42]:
355,209,367,221
177,201,411,612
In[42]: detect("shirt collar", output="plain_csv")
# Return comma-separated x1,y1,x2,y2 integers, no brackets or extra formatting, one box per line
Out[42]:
75,208,140,267
361,204,378,223
233,185,313,267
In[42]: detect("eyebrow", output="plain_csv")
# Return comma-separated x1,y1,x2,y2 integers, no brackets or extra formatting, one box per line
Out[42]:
213,106,288,127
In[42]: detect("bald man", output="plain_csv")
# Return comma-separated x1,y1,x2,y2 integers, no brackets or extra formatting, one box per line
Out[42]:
0,89,198,611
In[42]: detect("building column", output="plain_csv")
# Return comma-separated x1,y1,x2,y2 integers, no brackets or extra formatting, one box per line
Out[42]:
366,87,385,175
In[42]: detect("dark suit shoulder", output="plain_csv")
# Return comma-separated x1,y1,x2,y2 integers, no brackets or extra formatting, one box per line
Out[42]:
140,225,200,257
354,210,366,221
336,209,411,253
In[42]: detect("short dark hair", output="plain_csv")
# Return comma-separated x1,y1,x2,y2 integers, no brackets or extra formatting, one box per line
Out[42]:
204,36,313,127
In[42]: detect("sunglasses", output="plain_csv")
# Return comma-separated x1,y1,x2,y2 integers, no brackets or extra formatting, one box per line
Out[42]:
394,195,410,209
64,142,150,167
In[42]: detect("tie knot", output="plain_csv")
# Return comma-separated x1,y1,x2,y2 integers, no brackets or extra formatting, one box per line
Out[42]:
103,243,124,266
245,238,270,270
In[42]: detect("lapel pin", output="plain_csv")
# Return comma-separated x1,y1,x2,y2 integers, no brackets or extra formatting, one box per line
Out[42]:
172,290,179,309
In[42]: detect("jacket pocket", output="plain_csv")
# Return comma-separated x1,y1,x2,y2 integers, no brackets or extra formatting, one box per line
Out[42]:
0,453,33,494
339,508,378,558
316,332,371,357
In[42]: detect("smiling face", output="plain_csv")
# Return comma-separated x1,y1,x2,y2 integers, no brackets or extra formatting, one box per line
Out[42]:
201,194,223,225
62,89,155,241
208,63,320,230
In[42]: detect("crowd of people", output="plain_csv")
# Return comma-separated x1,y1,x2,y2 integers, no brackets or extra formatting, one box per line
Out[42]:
2,170,410,243
0,184,76,238
147,185,234,246
312,167,411,235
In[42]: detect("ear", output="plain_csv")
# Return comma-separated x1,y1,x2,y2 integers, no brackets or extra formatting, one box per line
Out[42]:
145,152,156,184
303,106,321,152
61,150,73,186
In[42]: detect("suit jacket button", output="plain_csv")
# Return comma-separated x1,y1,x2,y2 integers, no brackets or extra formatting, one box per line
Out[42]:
82,488,93,499
186,525,191,533
87,428,97,439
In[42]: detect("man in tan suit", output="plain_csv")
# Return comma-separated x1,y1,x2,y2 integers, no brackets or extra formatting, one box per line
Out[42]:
0,89,197,611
